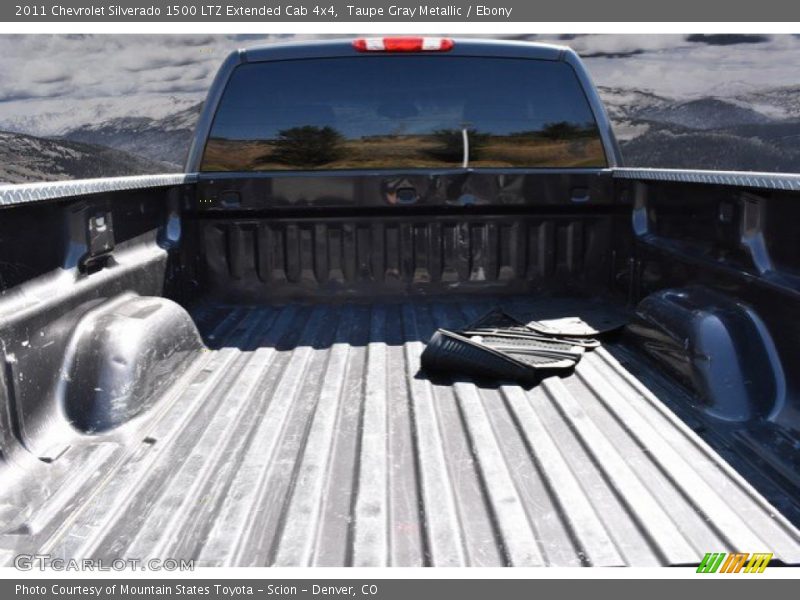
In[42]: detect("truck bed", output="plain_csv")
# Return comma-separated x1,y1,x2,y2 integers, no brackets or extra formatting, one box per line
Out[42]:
4,38,800,570
2,295,799,567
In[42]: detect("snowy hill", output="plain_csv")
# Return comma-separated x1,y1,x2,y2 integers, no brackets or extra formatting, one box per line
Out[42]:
0,130,173,184
62,103,202,167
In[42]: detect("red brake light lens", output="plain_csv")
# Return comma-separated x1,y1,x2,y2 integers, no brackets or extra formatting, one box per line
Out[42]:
352,37,455,53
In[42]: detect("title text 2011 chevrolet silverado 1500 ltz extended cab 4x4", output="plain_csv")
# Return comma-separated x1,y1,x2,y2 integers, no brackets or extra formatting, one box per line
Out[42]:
1,38,800,567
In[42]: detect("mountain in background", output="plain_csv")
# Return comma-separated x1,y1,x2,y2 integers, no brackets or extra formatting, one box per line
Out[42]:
619,125,800,172
599,85,800,127
636,97,772,130
595,87,672,121
597,85,800,172
0,130,174,184
61,102,203,169
0,94,200,139
732,85,800,120
3,85,800,181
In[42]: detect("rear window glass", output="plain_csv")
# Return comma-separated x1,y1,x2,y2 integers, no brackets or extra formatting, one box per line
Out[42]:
201,56,606,171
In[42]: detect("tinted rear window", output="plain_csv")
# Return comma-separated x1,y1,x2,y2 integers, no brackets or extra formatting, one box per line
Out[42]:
201,56,606,171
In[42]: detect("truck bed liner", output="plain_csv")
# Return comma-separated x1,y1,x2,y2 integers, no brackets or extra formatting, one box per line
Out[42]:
2,296,800,567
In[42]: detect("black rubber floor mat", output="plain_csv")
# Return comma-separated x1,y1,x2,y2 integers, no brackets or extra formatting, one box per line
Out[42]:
419,307,616,383
421,329,576,383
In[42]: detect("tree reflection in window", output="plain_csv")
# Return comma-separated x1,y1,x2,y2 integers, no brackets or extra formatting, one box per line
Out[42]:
201,56,607,171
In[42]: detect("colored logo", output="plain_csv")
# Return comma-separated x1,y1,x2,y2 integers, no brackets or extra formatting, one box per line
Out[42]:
696,552,773,573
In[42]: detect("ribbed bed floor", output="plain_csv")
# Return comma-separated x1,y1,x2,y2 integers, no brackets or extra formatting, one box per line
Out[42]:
2,296,800,567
